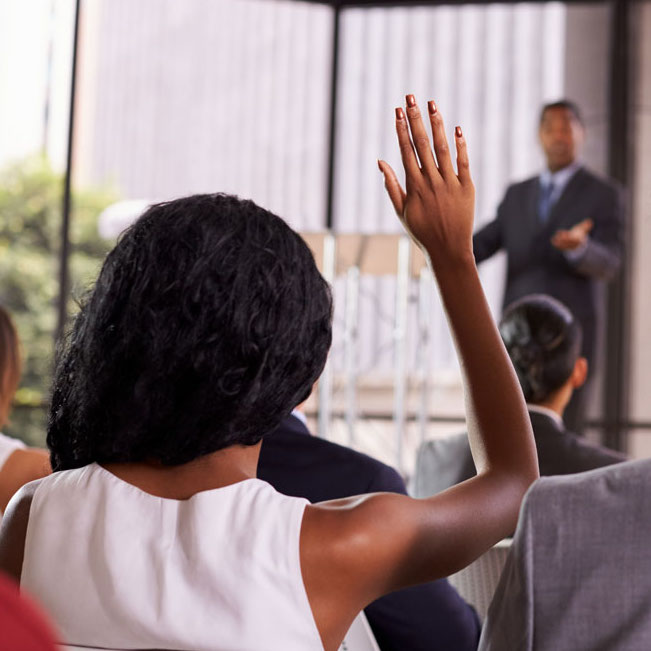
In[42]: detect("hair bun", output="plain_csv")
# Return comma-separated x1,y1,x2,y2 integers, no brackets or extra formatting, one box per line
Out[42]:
499,294,582,404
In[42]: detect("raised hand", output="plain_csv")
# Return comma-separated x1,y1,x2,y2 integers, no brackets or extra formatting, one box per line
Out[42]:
551,218,593,251
378,95,475,269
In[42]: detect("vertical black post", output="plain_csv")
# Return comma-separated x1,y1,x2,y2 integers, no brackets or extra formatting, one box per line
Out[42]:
325,3,342,230
55,0,82,345
604,0,632,451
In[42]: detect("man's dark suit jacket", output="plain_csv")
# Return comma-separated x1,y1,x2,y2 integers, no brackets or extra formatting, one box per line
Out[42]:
258,414,481,651
473,167,623,366
528,409,627,475
413,409,627,499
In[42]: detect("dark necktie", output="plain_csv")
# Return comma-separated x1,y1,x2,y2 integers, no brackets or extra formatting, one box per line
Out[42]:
538,181,555,223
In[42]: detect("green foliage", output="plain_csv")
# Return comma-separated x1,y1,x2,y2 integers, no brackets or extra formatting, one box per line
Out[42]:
0,156,117,445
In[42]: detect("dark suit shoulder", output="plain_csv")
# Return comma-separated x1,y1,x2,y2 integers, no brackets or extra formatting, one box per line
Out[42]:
530,411,626,475
496,176,540,214
288,430,405,493
575,166,622,192
258,416,407,501
563,168,623,213
508,168,620,198
562,431,627,472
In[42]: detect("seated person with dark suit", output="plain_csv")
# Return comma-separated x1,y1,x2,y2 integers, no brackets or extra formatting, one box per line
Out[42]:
259,408,481,651
413,294,625,497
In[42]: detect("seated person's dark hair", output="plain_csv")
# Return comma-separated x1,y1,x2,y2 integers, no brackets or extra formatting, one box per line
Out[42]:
499,294,581,404
47,193,332,471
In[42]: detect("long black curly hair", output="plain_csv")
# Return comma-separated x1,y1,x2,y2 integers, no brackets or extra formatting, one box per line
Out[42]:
499,294,582,404
48,194,332,471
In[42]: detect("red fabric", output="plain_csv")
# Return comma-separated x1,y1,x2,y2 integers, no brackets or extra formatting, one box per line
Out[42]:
0,572,58,650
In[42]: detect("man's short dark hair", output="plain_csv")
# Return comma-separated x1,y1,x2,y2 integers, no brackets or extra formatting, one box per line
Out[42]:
499,294,582,403
48,193,333,471
539,100,583,127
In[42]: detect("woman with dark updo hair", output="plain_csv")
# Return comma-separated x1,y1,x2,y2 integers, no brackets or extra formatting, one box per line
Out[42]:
0,99,539,651
499,294,626,476
501,293,585,406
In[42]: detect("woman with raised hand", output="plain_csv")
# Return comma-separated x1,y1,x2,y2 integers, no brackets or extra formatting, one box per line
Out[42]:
0,97,537,651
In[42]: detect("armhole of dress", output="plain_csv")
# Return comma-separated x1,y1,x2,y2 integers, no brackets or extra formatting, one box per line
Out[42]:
293,499,325,649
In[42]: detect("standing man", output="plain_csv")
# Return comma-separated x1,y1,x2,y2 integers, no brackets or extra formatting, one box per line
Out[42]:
473,100,624,430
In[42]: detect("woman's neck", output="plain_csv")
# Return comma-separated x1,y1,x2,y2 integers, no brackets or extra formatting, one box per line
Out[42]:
101,442,261,500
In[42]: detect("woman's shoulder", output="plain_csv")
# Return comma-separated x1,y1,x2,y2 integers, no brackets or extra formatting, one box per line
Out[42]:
0,479,41,582
25,464,96,493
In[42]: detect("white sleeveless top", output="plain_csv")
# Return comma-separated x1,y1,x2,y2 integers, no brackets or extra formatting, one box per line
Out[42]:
20,463,324,650
0,432,26,470
0,432,27,523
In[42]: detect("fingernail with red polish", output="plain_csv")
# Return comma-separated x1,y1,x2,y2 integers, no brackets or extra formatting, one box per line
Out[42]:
455,126,463,138
377,159,383,172
395,107,404,120
406,94,416,108
428,100,437,115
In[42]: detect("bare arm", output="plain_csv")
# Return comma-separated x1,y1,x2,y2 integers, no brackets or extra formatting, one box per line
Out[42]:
301,97,538,650
0,482,39,583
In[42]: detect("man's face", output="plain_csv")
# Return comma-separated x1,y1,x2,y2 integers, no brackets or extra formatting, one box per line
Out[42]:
538,107,584,172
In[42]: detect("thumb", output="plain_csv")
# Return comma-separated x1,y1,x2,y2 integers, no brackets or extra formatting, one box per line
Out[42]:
378,159,406,218
577,218,594,234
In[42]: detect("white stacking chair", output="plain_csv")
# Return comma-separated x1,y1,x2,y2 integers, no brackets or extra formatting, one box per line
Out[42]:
447,538,512,622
